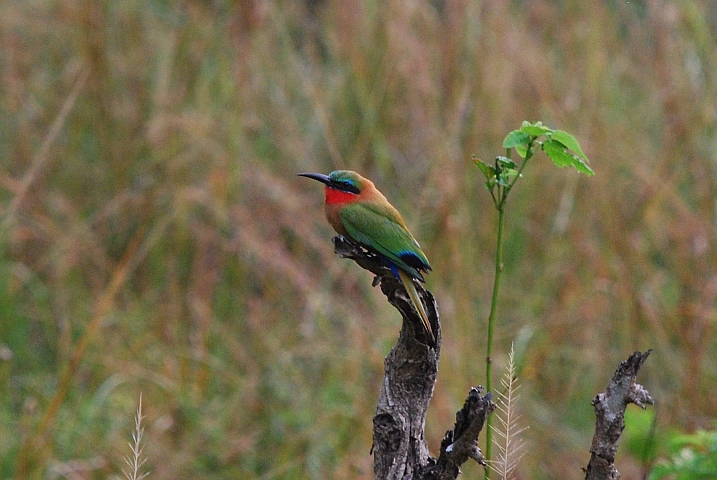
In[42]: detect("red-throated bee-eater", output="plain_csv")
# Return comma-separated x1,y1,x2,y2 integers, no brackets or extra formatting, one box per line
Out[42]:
299,170,434,342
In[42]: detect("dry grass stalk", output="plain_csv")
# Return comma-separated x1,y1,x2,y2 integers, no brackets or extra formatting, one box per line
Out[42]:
490,344,527,480
123,394,149,480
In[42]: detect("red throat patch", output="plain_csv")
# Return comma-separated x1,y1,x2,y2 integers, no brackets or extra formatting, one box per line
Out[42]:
325,186,358,205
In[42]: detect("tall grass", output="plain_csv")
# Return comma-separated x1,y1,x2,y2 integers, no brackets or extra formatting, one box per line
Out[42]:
1,1,716,478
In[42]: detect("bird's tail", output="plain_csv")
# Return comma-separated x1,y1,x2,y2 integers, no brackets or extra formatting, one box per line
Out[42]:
396,269,435,344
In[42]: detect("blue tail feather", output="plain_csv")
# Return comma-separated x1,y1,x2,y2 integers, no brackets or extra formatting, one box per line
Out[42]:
376,254,401,278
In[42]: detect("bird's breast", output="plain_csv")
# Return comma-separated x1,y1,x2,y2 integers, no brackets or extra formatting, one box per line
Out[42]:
324,202,351,238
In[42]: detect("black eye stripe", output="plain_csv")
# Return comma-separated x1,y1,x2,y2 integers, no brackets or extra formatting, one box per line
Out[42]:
334,180,360,194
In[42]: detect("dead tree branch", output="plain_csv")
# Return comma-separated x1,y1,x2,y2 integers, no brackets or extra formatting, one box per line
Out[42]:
585,349,654,480
333,236,493,480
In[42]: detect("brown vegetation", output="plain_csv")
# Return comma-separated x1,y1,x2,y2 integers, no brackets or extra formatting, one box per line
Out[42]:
1,1,715,478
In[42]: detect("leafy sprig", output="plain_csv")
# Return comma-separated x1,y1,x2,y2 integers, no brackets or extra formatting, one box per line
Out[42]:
475,121,592,479
476,121,593,208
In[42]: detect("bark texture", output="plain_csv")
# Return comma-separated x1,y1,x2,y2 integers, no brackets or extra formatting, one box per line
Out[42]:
585,350,653,480
333,236,493,480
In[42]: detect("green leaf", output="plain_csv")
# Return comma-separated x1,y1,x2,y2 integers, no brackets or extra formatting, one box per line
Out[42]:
515,144,528,159
502,130,531,149
495,156,517,169
485,176,497,191
520,121,553,137
551,130,589,161
474,157,495,179
542,139,595,175
573,158,595,176
502,169,519,178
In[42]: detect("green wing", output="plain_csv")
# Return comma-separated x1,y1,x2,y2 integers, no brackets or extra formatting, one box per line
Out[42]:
339,202,430,279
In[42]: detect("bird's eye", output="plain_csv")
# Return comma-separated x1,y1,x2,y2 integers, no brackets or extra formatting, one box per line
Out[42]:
333,178,359,194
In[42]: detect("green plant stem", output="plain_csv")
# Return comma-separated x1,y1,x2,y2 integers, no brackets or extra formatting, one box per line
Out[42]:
484,143,532,480
484,201,505,480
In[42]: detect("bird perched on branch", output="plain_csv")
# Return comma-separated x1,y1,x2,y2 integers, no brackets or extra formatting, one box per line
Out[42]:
298,170,434,343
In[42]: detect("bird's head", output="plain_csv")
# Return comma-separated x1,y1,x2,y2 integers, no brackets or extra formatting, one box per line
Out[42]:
298,170,378,206
298,170,366,195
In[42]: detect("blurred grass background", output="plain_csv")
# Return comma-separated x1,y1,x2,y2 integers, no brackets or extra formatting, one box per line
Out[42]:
1,0,716,478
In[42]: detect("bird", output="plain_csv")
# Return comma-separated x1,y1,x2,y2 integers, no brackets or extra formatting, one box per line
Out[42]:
298,170,434,343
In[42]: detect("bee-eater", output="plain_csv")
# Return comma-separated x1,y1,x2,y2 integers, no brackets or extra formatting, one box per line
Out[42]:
299,170,434,342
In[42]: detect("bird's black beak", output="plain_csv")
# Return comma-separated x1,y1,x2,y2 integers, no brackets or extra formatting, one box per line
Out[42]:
297,172,332,186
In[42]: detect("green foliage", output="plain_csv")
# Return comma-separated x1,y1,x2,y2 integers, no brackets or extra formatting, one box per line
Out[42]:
476,121,593,202
475,121,592,477
650,427,717,480
623,408,660,466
